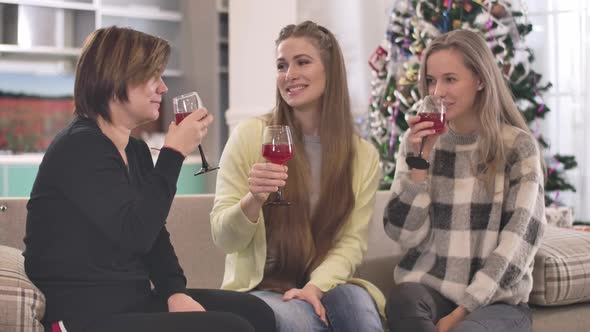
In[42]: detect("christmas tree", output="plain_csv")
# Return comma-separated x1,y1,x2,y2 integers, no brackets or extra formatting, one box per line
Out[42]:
367,0,577,205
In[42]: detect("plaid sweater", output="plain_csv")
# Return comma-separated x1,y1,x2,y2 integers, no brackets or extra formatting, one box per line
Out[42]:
384,124,546,312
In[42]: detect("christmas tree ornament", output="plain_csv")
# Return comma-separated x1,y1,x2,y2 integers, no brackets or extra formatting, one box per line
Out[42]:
368,42,390,73
491,3,507,18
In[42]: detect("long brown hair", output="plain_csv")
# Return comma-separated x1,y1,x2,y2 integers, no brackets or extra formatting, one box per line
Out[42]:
419,29,544,186
74,26,170,123
262,21,355,288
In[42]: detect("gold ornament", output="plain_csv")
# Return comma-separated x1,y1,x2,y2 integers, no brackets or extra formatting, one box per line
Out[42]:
409,42,425,55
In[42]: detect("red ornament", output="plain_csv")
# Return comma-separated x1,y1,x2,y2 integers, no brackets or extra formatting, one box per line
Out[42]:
463,0,473,12
368,44,389,73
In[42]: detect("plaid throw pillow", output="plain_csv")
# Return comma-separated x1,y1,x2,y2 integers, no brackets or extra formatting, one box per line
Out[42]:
0,245,45,332
545,206,574,228
530,226,590,306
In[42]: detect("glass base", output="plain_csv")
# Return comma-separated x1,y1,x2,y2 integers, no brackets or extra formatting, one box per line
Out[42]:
405,156,430,170
264,199,291,206
194,166,220,176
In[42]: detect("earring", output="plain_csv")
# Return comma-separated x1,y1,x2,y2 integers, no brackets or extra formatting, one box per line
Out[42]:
477,85,484,91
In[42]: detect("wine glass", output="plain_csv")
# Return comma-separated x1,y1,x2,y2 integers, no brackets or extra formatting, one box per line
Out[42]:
262,125,294,206
173,91,219,176
405,95,446,170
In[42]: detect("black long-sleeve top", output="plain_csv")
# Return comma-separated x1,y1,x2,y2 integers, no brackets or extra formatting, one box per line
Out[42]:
24,117,187,325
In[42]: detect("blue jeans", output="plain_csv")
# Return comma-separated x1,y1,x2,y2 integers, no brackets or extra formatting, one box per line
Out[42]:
251,284,383,332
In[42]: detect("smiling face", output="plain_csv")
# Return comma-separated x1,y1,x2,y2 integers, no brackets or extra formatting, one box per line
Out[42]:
425,48,481,129
276,37,326,113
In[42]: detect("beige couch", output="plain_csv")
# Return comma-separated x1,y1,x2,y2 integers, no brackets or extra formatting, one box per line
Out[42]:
1,192,589,331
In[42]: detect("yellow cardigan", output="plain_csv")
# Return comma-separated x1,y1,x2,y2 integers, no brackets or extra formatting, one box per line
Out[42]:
210,117,386,316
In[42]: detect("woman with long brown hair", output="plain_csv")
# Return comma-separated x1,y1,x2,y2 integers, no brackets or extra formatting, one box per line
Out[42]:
211,21,384,332
384,29,546,332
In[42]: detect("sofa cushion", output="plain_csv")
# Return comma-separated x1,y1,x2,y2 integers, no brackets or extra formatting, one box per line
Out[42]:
545,206,574,228
530,226,590,306
0,245,45,332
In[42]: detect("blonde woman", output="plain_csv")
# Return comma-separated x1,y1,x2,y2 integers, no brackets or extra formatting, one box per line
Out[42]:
384,29,546,332
211,21,384,332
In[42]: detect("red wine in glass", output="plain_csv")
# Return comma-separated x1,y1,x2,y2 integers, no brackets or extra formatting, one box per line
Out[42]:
262,143,294,165
174,112,190,124
406,96,446,170
173,92,219,176
262,125,294,206
418,112,446,133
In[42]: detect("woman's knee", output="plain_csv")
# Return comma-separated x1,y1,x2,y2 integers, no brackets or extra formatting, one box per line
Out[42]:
387,283,428,309
242,292,276,318
233,293,277,332
213,313,256,332
322,284,383,332
271,300,326,332
251,291,323,332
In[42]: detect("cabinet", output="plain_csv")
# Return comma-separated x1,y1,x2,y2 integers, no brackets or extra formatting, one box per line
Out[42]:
0,0,183,76
0,0,229,194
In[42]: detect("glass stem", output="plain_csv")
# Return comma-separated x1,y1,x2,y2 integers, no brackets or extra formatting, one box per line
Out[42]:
198,144,210,168
418,137,427,159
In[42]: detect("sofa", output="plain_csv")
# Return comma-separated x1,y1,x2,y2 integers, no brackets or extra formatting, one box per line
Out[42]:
2,192,590,331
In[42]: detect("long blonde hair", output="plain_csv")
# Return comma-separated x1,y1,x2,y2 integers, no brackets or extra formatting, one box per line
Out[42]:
262,21,355,289
419,29,539,185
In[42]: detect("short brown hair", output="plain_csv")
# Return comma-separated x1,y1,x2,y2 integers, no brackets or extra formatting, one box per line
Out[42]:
74,26,170,122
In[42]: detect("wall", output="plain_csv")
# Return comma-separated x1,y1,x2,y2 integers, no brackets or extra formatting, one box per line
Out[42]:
226,0,392,129
226,0,296,129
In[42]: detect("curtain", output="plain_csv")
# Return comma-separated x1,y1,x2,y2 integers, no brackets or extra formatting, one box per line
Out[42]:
526,0,589,220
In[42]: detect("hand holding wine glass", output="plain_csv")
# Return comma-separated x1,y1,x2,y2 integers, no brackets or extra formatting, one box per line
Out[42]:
164,107,210,156
247,162,288,205
172,92,219,176
406,95,446,170
261,125,294,205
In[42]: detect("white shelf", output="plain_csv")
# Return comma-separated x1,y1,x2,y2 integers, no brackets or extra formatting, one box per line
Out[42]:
0,0,94,11
0,44,80,56
0,0,185,74
101,5,182,22
0,153,202,165
0,153,43,165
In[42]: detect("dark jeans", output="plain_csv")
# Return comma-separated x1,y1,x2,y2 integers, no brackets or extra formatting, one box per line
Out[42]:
46,289,276,332
386,283,532,332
